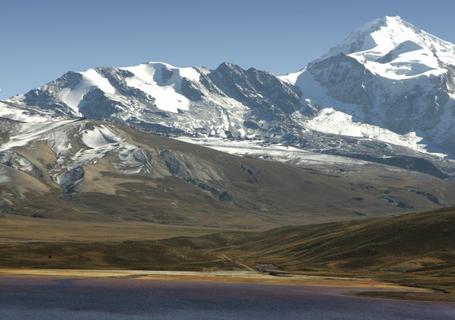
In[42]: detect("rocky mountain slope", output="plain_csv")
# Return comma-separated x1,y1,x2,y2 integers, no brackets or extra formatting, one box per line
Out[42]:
1,117,454,228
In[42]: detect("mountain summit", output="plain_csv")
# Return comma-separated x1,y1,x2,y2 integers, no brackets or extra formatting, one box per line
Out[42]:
283,16,455,157
319,15,455,79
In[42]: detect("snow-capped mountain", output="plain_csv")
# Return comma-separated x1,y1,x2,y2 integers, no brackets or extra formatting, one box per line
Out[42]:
285,16,455,156
8,61,304,139
3,15,455,225
2,16,455,179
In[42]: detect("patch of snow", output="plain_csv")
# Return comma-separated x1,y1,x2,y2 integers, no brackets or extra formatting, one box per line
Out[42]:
121,62,200,113
0,167,10,183
14,156,34,173
305,108,446,157
176,137,368,166
73,125,149,174
278,70,304,85
0,101,56,123
296,71,363,117
59,69,116,114
116,145,152,174
81,125,121,149
46,130,72,156
72,125,122,165
0,151,35,173
0,119,78,152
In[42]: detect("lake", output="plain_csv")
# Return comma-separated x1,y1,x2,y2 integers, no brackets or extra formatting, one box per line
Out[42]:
0,276,454,320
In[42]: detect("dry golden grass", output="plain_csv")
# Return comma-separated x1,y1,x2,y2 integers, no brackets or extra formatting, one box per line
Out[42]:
1,208,454,301
0,215,238,243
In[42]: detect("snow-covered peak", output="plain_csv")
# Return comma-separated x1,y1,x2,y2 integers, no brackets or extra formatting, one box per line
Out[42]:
136,61,201,82
315,16,455,80
120,62,201,112
286,16,455,157
10,61,204,116
323,16,450,58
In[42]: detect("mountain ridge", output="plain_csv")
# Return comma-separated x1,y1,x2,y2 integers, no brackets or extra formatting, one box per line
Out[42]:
2,16,455,181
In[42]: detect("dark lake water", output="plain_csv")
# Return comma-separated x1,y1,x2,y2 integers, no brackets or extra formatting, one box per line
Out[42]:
0,276,454,320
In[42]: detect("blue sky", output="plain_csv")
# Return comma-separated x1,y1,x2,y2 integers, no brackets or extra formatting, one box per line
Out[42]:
1,0,455,98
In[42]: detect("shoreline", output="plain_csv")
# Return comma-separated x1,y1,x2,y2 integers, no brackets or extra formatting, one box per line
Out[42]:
0,268,427,291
